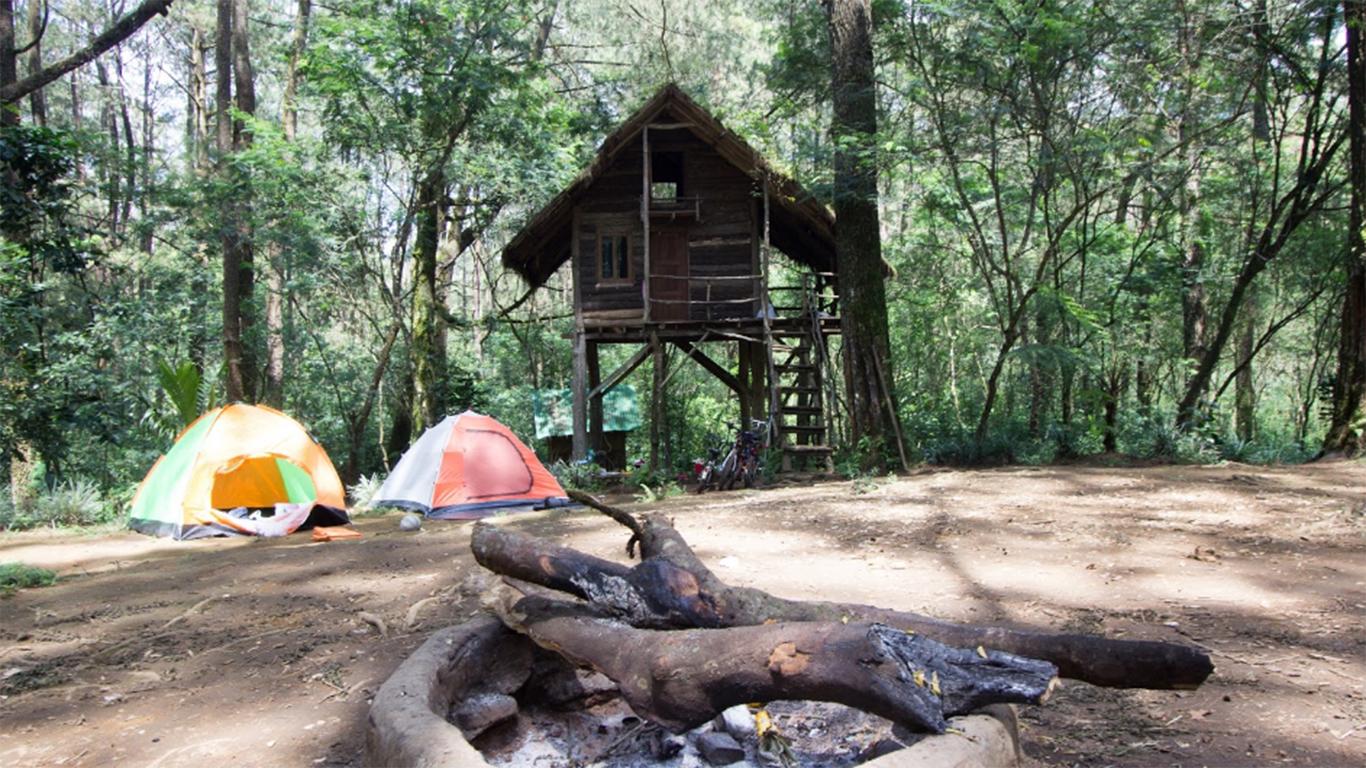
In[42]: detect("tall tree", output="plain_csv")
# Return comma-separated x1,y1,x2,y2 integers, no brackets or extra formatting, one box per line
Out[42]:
1174,4,1347,428
825,0,897,467
261,0,310,408
217,0,257,402
0,0,16,126
24,0,44,125
1323,0,1366,454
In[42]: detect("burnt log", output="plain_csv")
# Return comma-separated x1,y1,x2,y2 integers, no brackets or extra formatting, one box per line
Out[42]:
488,585,1057,734
471,492,1213,690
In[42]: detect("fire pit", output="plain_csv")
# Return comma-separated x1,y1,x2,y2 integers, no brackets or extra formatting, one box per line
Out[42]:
367,492,1210,766
366,615,1024,767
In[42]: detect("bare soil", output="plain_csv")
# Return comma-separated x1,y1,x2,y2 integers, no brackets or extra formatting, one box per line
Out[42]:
1,462,1363,767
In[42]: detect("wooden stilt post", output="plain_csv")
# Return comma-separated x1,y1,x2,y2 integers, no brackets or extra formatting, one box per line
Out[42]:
738,342,752,424
588,341,606,466
746,341,766,426
572,331,588,462
649,332,664,474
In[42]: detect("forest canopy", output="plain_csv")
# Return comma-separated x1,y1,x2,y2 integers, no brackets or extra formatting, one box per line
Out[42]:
0,0,1361,524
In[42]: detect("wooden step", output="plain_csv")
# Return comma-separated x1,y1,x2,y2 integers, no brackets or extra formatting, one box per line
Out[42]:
782,424,826,434
776,364,816,374
777,405,823,416
782,444,832,454
780,385,820,394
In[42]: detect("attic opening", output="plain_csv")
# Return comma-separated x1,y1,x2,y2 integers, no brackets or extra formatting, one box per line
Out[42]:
651,151,684,200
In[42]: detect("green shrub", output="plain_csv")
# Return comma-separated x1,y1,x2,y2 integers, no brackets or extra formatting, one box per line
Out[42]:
0,562,57,596
550,459,606,491
31,479,112,528
347,473,387,516
634,481,684,503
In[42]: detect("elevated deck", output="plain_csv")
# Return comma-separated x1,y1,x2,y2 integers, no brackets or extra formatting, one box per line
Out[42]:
580,314,840,343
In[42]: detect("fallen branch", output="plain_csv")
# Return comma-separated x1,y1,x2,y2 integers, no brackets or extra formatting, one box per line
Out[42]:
489,584,1057,734
472,494,1214,690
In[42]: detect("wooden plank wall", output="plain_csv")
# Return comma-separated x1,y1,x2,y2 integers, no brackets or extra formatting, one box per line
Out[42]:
575,117,760,324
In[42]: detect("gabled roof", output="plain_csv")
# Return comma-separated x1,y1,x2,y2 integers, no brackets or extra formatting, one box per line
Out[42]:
501,83,837,287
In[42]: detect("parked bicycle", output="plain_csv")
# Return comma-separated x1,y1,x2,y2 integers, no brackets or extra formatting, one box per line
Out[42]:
694,419,769,493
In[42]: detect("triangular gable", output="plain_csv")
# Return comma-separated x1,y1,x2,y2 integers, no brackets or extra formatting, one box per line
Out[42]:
501,83,836,287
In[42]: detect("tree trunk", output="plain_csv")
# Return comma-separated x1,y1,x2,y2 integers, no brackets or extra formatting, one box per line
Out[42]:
471,493,1215,691
188,25,207,171
1177,9,1343,429
0,0,20,125
1235,290,1257,442
24,0,43,125
410,169,446,432
1178,2,1207,371
826,0,895,468
281,0,308,142
1323,0,1366,455
113,46,135,231
1103,363,1127,453
260,0,309,410
217,0,254,403
490,585,1057,735
139,42,153,253
344,323,400,483
95,58,118,232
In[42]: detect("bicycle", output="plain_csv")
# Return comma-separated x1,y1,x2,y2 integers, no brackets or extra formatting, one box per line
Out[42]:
694,419,769,493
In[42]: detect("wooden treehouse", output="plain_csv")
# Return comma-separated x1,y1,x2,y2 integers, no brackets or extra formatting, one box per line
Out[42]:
502,84,841,471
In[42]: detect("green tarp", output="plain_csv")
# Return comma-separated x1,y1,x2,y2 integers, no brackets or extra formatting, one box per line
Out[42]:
532,385,641,440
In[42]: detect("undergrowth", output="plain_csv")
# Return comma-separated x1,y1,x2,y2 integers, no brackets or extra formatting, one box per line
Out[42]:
0,562,57,596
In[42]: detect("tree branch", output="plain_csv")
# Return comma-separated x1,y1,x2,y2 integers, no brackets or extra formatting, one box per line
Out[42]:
1,0,174,105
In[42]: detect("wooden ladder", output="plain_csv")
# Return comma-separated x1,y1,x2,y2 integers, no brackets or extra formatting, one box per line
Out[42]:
770,278,835,473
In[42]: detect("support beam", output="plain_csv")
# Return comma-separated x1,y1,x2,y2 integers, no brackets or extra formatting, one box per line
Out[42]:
746,340,767,420
738,342,752,424
571,332,588,461
588,344,651,400
672,340,744,397
587,341,606,462
649,332,664,473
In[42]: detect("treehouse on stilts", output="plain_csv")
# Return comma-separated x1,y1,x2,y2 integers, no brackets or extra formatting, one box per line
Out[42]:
502,84,840,472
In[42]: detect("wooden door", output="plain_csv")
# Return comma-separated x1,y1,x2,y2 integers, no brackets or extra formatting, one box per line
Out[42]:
649,228,689,322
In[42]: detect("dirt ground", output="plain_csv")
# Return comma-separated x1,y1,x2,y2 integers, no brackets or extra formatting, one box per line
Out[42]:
1,462,1363,767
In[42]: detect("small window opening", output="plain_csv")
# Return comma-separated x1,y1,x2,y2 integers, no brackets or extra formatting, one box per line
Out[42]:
599,233,631,282
651,151,684,199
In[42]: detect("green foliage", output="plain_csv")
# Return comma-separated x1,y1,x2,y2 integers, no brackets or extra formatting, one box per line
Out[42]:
0,563,58,596
347,473,388,516
634,481,685,503
549,461,606,493
34,479,115,528
155,359,207,429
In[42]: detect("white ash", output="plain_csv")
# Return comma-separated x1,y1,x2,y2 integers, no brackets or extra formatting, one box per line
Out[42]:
465,694,905,768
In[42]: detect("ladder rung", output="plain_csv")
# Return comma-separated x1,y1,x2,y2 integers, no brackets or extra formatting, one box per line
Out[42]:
783,424,826,433
780,385,821,394
783,444,832,454
778,406,823,415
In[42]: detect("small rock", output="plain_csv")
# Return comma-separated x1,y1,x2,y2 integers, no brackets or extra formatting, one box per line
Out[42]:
859,738,906,761
399,513,423,532
452,693,518,739
697,731,745,765
714,705,756,740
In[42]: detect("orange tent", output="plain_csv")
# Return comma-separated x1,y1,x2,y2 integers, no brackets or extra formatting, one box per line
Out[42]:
375,411,568,519
129,404,348,539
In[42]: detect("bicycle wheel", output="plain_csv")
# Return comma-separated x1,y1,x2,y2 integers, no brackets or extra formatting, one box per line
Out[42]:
696,466,713,494
718,452,739,491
